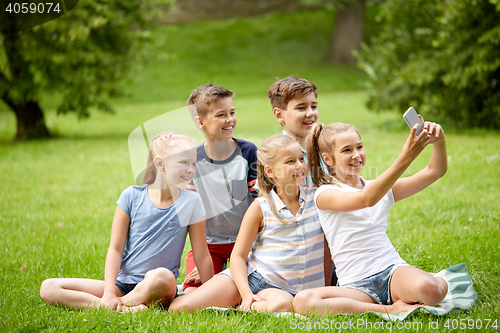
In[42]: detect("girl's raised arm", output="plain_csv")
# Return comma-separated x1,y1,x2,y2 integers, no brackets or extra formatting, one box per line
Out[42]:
317,125,430,212
100,205,130,310
392,122,447,202
229,200,263,311
188,218,214,284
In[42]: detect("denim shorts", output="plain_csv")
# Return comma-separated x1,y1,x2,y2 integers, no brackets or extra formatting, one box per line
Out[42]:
115,281,137,296
247,271,297,296
116,280,180,301
343,264,405,305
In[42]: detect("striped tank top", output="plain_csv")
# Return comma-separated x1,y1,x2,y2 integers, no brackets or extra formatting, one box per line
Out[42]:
246,186,325,294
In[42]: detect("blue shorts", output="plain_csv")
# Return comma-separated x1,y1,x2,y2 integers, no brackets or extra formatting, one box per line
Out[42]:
343,264,405,305
247,271,296,296
115,281,137,296
116,280,180,302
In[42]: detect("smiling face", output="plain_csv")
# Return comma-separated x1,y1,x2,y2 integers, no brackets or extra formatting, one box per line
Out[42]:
325,130,366,183
266,143,307,188
161,141,197,189
198,96,237,142
274,92,318,143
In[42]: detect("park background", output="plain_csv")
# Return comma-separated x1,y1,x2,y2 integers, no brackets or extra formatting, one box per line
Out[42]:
1,1,499,332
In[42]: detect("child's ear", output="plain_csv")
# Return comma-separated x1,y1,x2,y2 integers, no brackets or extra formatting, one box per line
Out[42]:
321,152,334,167
264,165,275,178
194,116,205,130
154,156,164,171
273,107,285,125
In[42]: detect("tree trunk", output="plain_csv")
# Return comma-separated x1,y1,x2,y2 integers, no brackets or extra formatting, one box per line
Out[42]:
2,95,51,140
1,13,51,140
14,102,51,140
328,0,366,64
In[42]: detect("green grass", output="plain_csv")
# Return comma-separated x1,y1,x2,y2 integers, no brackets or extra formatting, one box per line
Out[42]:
1,8,499,333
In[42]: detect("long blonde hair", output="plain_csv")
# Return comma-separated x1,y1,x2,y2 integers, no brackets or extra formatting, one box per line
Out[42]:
257,134,299,223
306,122,361,187
143,131,195,185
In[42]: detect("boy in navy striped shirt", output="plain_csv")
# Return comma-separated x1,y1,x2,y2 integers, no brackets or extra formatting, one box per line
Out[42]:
182,84,258,293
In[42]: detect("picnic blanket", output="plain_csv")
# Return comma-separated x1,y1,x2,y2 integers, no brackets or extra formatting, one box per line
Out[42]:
202,263,477,321
375,262,477,321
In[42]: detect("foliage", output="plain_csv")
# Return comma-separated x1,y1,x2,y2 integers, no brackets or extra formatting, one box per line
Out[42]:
357,0,500,128
0,9,369,140
0,0,172,139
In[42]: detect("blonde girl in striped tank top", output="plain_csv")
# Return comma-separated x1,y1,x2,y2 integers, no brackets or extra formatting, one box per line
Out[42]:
229,134,328,312
169,135,331,313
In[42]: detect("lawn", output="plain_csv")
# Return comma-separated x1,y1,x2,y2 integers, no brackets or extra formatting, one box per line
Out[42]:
0,9,499,333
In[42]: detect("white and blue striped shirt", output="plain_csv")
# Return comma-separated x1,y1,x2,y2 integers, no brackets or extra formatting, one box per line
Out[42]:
246,186,325,294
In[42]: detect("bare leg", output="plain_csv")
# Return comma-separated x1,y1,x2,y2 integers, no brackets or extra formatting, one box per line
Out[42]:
390,266,448,306
250,288,294,313
169,274,241,313
39,278,122,309
119,267,177,309
183,287,197,294
293,286,419,316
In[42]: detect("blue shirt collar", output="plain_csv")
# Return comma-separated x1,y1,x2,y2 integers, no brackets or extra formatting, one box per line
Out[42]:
282,130,306,154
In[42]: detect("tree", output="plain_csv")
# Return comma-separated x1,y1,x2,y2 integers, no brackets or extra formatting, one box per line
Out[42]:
357,0,500,128
301,0,368,64
0,0,172,140
328,0,366,64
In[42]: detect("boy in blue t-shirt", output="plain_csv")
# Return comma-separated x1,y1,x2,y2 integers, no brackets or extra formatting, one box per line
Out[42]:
183,84,258,293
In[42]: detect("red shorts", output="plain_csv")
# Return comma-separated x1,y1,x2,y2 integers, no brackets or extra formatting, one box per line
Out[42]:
183,242,235,290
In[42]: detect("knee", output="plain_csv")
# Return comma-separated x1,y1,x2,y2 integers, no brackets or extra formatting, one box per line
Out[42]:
293,289,317,315
266,297,293,313
40,279,57,305
416,276,448,305
168,297,187,313
433,277,449,302
144,268,176,293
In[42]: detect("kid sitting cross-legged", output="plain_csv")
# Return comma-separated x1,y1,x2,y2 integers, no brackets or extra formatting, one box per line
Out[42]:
293,119,448,315
40,132,213,311
182,84,258,293
169,135,328,313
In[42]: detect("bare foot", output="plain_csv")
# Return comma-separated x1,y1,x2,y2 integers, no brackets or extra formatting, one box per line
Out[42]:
388,299,420,313
237,300,261,312
118,304,148,313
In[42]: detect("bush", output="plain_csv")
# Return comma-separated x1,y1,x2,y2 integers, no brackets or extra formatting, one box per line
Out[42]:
357,0,500,128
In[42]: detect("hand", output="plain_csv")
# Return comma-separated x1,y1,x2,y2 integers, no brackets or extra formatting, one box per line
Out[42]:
240,294,261,311
423,121,445,144
99,292,122,311
401,123,431,161
184,266,201,284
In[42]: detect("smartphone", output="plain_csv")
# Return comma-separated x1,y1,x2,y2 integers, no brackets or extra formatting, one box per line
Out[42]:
403,107,424,136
